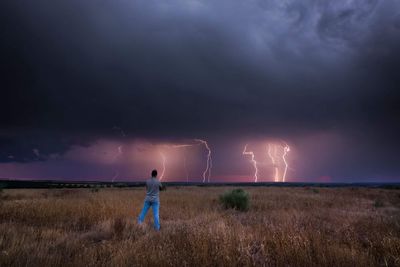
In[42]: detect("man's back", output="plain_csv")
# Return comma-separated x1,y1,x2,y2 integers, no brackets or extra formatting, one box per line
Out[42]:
145,177,161,202
138,170,162,231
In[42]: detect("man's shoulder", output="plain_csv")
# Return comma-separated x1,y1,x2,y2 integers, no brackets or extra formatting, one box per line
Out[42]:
147,177,160,183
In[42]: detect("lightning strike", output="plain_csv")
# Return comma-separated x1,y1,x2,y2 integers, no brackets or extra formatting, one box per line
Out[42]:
157,139,212,183
112,171,119,182
267,144,280,182
32,148,40,160
111,126,126,183
243,144,259,182
171,144,194,148
174,144,193,182
159,152,166,181
183,148,189,182
282,144,290,182
194,139,212,183
112,145,123,182
113,145,122,160
265,142,291,182
164,143,193,182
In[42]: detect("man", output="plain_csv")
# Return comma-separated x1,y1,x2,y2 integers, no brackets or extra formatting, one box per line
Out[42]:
138,169,165,230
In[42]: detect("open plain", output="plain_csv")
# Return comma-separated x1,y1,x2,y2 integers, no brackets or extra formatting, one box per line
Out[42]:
0,186,399,266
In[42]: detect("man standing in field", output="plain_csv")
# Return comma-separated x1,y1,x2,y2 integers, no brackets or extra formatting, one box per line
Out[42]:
138,169,164,231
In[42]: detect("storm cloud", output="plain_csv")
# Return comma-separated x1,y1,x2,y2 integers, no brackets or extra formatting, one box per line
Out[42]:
1,0,399,181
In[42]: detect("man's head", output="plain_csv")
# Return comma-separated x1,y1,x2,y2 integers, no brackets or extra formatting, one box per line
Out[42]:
151,169,158,177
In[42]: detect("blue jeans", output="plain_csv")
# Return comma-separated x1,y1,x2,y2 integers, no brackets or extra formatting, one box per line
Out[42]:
138,200,160,230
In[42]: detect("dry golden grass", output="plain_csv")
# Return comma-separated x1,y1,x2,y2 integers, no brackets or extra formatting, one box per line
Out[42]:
0,186,400,266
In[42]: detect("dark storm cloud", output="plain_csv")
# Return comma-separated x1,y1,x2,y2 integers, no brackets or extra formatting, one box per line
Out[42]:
0,130,92,162
1,0,399,179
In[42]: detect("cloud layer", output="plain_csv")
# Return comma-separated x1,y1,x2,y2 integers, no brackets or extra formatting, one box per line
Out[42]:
1,0,399,180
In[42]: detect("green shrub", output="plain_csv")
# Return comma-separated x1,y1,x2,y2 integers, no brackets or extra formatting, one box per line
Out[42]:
219,188,249,211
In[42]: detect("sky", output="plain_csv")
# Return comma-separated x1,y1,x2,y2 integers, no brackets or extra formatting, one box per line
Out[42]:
1,0,399,182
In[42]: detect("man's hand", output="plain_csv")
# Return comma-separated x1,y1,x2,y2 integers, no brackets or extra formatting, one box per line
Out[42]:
159,184,166,191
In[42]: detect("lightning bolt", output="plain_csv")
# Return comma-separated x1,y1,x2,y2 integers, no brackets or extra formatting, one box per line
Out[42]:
267,144,280,182
194,139,212,183
32,148,40,160
114,145,123,160
171,144,194,148
170,144,193,182
112,171,119,182
111,126,126,183
282,143,290,182
159,152,166,181
266,142,291,182
243,144,259,182
183,147,189,182
157,144,192,182
112,145,123,182
157,140,211,183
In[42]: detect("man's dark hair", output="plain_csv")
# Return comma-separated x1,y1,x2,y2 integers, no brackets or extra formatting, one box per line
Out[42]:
151,169,157,177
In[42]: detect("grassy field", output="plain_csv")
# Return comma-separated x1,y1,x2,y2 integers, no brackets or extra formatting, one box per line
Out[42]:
0,186,399,266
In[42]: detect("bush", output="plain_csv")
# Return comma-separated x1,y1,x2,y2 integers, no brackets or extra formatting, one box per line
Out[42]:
219,188,249,211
